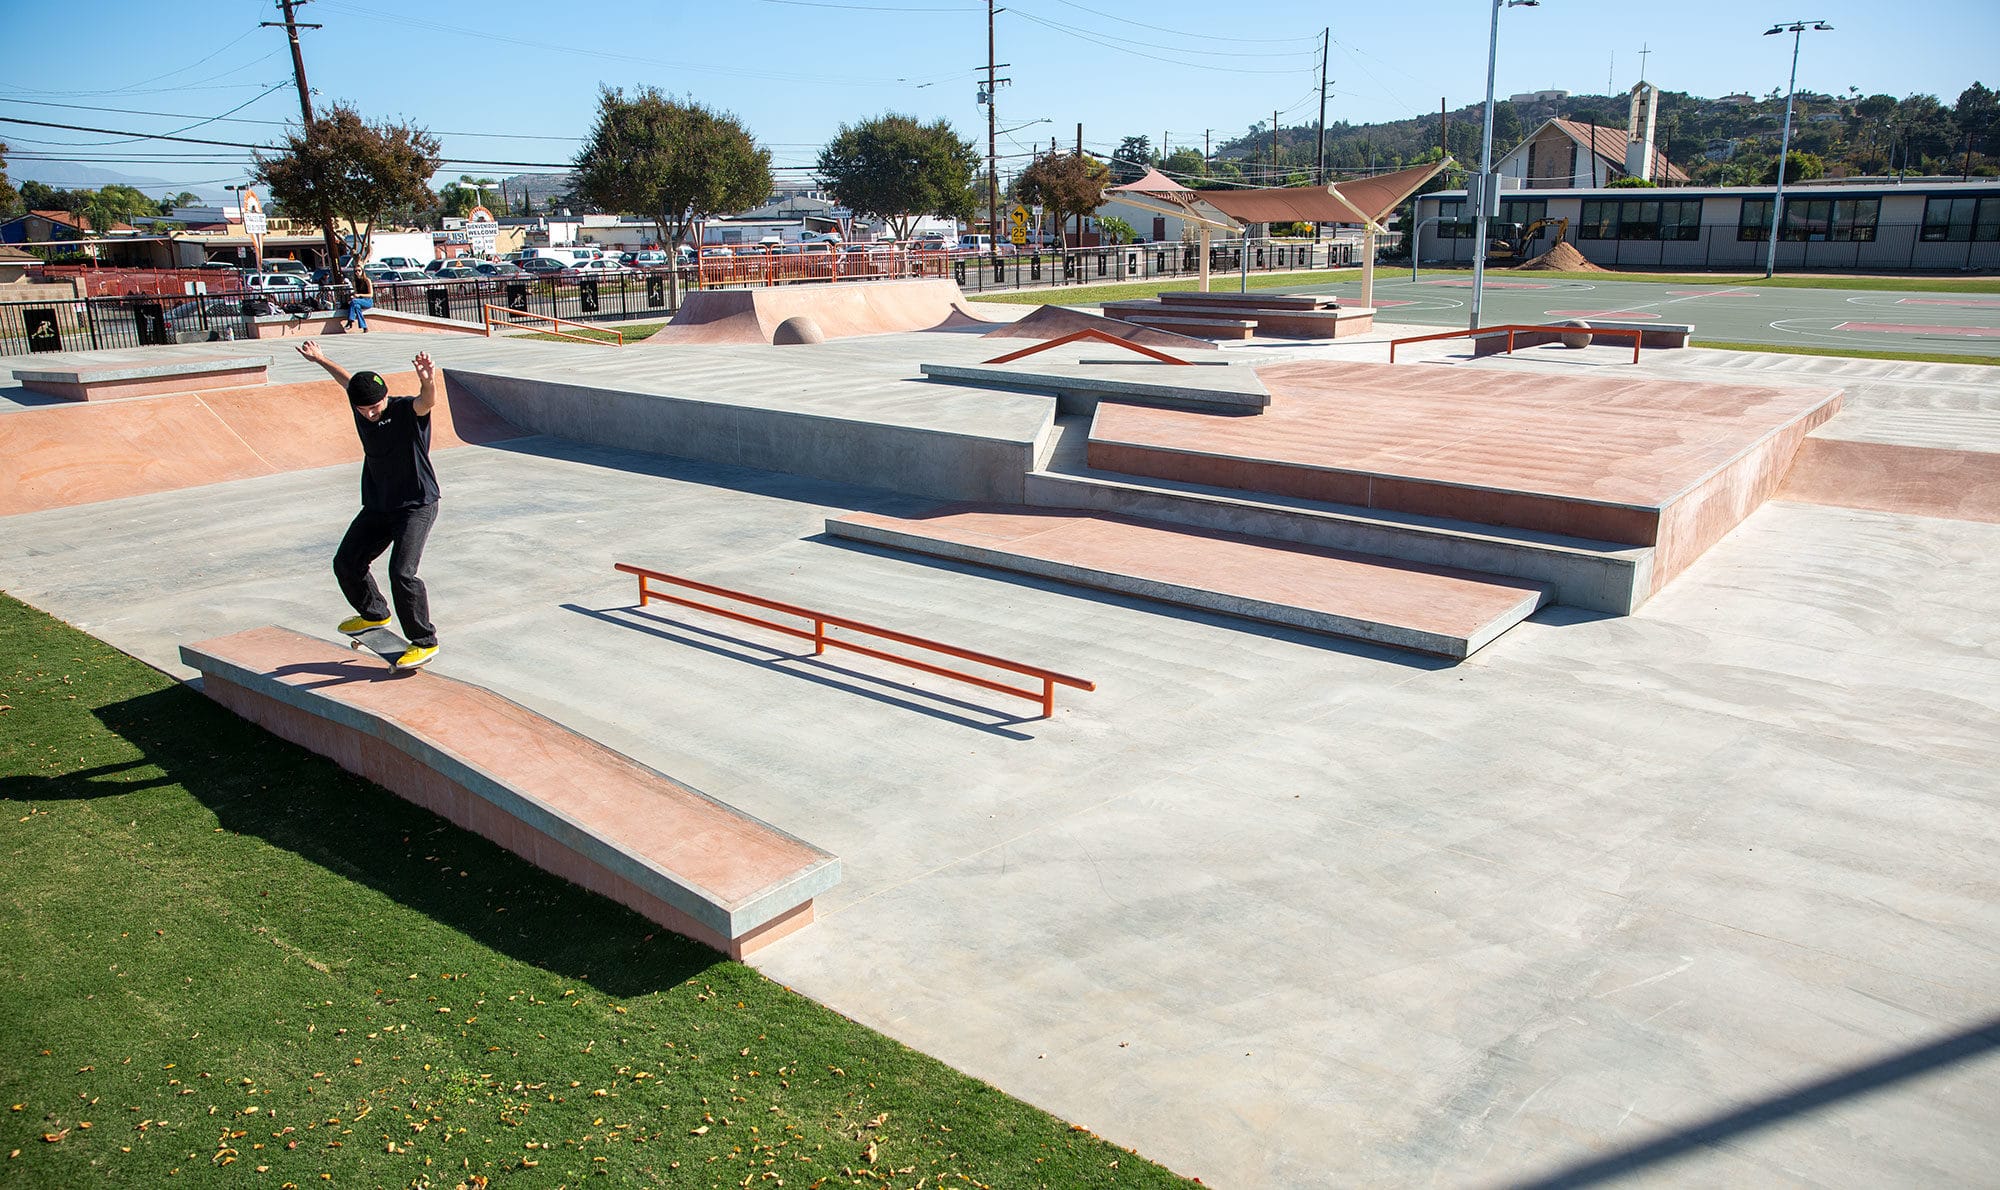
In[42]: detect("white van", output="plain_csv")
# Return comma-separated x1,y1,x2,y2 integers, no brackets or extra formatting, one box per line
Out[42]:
522,247,603,266
957,234,994,252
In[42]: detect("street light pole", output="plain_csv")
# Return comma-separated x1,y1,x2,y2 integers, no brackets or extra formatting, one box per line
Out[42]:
1763,19,1833,279
1469,0,1538,331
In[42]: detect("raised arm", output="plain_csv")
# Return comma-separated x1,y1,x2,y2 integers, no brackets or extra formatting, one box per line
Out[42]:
411,351,438,415
295,340,354,392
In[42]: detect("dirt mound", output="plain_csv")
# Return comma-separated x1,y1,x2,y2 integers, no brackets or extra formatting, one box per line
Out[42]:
1518,241,1604,272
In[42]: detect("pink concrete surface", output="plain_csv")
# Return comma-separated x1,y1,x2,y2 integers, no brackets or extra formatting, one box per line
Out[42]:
1778,438,2000,524
644,279,997,345
978,303,1216,350
836,505,1548,646
0,371,522,516
1833,322,2000,338
187,627,830,958
1088,361,1841,555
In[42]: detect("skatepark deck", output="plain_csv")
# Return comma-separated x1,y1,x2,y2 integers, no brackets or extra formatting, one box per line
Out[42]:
827,504,1552,659
180,626,840,958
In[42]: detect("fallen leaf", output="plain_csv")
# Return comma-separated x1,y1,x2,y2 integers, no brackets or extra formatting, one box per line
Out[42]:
863,1140,877,1164
41,1129,69,1143
866,1113,887,1129
690,1125,709,1136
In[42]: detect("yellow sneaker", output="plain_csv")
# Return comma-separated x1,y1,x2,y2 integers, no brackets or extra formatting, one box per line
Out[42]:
339,614,391,634
394,644,437,670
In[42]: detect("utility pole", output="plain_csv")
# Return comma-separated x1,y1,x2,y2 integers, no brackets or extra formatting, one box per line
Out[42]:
263,0,343,275
1316,28,1329,185
985,0,999,248
1271,110,1279,181
1441,97,1449,159
1076,122,1084,246
1204,129,1211,171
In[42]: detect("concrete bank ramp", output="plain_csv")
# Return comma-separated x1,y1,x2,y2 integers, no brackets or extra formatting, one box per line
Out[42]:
645,279,999,345
0,372,522,515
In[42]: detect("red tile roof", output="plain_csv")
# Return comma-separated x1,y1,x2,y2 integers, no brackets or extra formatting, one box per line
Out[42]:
1549,119,1689,184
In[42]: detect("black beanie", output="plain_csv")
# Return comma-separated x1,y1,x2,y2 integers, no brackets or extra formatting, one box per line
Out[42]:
347,371,389,406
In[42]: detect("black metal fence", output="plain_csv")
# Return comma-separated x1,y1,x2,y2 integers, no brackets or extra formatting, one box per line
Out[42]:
0,292,261,356
2,239,1360,354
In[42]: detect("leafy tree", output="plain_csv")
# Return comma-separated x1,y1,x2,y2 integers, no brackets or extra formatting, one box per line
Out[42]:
1161,147,1206,183
572,86,770,307
438,182,480,219
254,101,441,266
156,191,200,214
0,143,16,218
1015,151,1109,248
84,184,158,230
1955,82,1998,172
1605,176,1659,188
1109,135,1153,185
18,180,80,213
458,175,501,213
815,113,978,240
1762,150,1826,184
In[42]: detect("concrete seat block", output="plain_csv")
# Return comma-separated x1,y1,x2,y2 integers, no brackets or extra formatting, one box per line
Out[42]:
13,353,270,401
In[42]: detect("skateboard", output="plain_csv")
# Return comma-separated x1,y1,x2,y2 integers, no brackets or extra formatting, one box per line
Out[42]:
345,625,428,672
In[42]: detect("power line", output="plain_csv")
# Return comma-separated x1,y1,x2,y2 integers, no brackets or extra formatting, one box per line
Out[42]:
1006,5,1317,59
1005,9,1316,74
1038,0,1304,43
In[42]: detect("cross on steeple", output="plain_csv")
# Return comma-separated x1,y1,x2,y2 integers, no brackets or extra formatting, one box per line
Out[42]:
1637,43,1651,82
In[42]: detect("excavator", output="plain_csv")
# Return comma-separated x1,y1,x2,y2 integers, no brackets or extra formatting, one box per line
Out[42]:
1486,217,1569,262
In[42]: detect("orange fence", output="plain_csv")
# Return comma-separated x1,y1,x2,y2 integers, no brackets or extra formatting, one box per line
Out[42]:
482,304,622,346
614,562,1095,717
1387,323,1643,364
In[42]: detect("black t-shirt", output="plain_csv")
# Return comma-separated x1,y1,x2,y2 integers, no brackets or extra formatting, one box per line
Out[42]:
353,396,439,511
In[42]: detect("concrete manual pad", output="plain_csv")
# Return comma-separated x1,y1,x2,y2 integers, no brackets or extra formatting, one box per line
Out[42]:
13,351,270,400
828,504,1552,658
180,626,839,957
1091,359,1841,592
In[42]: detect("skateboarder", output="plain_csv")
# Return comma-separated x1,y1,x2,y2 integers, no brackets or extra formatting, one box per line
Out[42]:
296,339,441,668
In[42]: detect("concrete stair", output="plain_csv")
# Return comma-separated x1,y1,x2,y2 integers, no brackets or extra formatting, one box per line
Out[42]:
1025,413,1652,614
825,505,1554,661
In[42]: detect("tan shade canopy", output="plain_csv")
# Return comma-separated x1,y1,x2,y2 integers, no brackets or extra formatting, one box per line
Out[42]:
1195,161,1449,229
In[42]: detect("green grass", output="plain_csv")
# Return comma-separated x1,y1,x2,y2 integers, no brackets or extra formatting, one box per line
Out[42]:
513,322,667,346
970,268,1362,308
0,593,1187,1189
1689,340,2000,366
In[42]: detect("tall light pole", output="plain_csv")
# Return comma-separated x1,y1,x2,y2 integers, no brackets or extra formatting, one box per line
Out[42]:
1763,19,1833,279
1468,0,1538,331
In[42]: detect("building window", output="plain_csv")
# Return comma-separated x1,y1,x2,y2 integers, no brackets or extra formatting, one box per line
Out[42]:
1741,197,1879,243
1739,199,1771,242
1500,199,1548,227
1830,198,1879,242
1579,200,1618,239
1921,196,2000,242
1432,199,1473,239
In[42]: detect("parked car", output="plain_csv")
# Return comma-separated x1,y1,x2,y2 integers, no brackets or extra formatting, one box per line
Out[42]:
573,258,632,277
472,261,522,279
373,255,429,273
518,256,568,275
912,236,951,253
241,272,311,295
427,261,481,279
374,269,430,285
165,297,248,322
630,250,670,267
264,259,310,276
199,260,242,273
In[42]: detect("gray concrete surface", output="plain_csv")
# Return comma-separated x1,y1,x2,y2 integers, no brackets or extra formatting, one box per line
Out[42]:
921,356,1270,415
1,325,1996,1188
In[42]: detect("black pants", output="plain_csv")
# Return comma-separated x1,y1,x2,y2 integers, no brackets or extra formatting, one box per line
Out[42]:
333,502,439,647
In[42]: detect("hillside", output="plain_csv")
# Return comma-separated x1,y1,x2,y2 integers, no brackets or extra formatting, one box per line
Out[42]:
1183,83,1996,187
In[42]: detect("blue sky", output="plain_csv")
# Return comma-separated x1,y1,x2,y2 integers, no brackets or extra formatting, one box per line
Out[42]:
4,0,1994,195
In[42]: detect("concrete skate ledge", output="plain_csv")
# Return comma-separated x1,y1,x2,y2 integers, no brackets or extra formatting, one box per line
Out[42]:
179,626,839,958
251,308,491,339
13,353,269,401
921,361,1269,416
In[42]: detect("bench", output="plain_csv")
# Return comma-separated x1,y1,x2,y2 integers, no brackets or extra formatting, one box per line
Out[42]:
1157,291,1340,311
1471,318,1693,356
11,353,270,401
180,626,840,958
1104,301,1378,340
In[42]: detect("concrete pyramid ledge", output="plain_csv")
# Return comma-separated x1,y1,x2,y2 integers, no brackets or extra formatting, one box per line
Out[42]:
180,627,840,958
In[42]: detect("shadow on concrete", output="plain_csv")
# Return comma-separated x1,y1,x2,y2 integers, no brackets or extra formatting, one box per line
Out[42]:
1511,1014,2000,1189
814,535,1458,672
563,602,1039,739
477,435,932,517
5,686,724,997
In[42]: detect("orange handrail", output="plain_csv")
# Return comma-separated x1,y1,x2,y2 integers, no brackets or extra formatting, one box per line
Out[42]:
614,562,1095,718
983,327,1192,366
482,304,623,346
1387,323,1642,364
